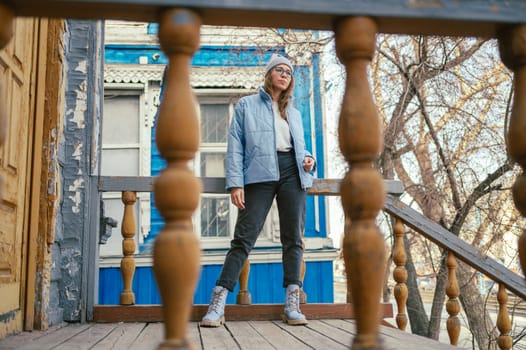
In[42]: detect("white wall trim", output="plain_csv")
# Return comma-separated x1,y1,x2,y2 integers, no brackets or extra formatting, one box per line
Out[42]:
99,247,339,267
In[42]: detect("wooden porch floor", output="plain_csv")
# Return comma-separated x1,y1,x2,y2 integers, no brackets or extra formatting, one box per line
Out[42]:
0,320,461,350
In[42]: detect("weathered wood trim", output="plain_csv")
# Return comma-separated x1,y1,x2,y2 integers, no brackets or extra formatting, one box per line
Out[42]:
96,176,404,196
24,18,48,332
98,248,339,267
384,194,526,300
8,0,526,37
92,303,394,323
86,176,101,322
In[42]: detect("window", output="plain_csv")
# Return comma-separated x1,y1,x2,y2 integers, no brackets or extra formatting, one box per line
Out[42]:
99,87,152,257
194,92,278,249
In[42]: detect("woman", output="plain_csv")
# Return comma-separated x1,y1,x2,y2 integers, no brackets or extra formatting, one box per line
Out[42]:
201,54,315,327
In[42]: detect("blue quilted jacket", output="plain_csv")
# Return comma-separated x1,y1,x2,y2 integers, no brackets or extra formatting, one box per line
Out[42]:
225,87,315,191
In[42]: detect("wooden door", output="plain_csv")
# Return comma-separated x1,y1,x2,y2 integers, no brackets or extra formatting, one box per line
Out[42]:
0,18,37,337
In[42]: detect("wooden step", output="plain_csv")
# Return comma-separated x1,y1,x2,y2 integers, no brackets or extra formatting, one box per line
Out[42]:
92,303,393,323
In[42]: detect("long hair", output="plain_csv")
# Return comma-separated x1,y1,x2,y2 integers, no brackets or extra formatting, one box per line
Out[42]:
263,72,294,120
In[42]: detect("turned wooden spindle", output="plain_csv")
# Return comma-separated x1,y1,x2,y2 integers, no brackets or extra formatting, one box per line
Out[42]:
236,260,251,305
445,251,461,346
334,17,386,349
153,8,202,350
498,25,526,280
299,234,307,304
0,4,14,199
392,218,408,331
120,191,137,305
344,217,352,304
299,258,307,304
496,283,512,350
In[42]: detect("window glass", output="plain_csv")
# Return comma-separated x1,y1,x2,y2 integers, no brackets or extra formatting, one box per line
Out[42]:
201,196,230,237
200,103,229,144
200,152,225,177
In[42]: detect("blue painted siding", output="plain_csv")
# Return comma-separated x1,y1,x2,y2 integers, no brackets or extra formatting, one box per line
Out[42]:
98,261,334,304
105,45,285,66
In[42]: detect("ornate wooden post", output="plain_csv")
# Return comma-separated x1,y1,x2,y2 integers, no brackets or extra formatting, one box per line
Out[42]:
496,283,512,350
445,251,460,346
498,24,526,279
334,17,386,349
392,217,408,331
153,8,202,350
0,3,13,198
120,191,137,305
299,239,307,304
236,260,251,305
344,217,352,304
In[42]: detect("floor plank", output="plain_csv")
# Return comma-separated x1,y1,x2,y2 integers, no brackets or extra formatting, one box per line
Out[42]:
0,324,69,349
224,321,274,350
305,320,353,347
53,323,115,349
90,322,146,350
246,321,312,350
13,324,92,350
186,322,203,350
0,320,462,349
274,320,349,350
199,323,240,350
128,323,163,350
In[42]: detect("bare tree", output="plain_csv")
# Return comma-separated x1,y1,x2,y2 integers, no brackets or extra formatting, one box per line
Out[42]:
263,28,523,349
371,35,520,349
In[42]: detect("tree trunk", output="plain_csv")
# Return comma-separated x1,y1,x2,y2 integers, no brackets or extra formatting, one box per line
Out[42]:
457,262,498,350
428,252,447,339
404,234,429,335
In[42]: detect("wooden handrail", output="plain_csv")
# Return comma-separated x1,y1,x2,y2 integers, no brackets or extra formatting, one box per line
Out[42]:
383,195,526,300
7,0,526,37
96,176,405,195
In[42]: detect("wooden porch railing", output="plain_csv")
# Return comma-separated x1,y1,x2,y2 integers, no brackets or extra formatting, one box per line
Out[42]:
98,176,526,349
1,1,526,349
94,177,401,325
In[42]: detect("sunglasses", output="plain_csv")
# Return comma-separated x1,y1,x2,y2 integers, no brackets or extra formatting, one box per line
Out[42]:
273,66,292,78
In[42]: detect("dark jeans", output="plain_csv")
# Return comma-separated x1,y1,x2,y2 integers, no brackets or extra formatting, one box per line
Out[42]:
216,151,306,291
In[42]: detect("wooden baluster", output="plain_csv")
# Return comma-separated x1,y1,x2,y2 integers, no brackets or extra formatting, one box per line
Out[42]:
299,239,307,304
498,25,526,280
496,283,512,350
445,251,461,346
0,4,14,199
236,260,251,305
334,17,386,349
344,217,352,304
392,217,408,331
120,191,137,305
153,8,202,350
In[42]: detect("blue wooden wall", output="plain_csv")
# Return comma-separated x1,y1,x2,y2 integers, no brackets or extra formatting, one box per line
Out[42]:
99,261,334,304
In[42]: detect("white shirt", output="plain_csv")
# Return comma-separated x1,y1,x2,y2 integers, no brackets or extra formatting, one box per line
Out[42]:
272,101,292,152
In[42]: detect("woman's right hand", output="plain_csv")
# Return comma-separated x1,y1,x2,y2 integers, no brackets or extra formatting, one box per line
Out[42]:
230,187,245,209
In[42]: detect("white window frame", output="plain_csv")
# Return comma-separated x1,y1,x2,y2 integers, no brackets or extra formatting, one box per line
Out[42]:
194,89,281,250
100,84,152,257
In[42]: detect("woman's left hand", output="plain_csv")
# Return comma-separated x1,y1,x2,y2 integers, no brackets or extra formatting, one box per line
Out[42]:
303,156,315,172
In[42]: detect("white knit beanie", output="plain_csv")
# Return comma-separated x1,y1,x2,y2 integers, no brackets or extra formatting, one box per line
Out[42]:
264,54,294,76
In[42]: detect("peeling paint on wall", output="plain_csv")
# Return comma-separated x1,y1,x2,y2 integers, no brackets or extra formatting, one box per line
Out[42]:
67,80,87,129
67,178,84,213
71,143,83,162
55,20,103,322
